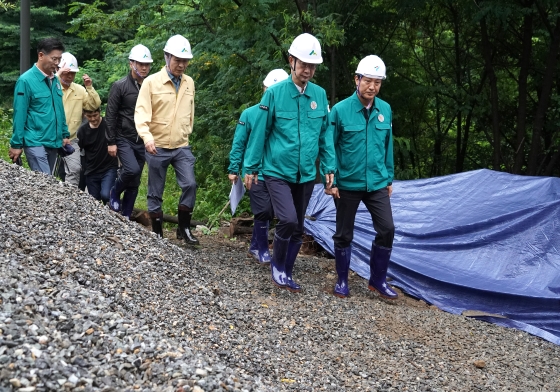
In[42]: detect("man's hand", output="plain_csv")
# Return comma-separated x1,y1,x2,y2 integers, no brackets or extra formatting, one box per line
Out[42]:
228,174,238,185
82,74,92,87
108,145,117,157
244,173,258,190
388,185,393,197
325,186,340,199
63,138,70,146
56,63,71,77
8,148,22,163
145,140,157,155
325,173,334,189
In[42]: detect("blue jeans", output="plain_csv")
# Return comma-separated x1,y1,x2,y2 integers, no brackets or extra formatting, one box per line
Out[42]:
24,146,58,174
86,168,117,204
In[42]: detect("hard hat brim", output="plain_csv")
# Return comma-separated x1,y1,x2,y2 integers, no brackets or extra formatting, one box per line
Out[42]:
358,73,386,80
129,57,154,63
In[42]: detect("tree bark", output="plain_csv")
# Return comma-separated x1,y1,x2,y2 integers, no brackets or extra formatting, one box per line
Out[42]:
480,16,501,171
330,46,336,107
513,5,533,174
451,2,463,173
527,16,560,175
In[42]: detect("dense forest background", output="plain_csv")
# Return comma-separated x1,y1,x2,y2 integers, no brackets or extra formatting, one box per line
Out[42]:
1,0,559,222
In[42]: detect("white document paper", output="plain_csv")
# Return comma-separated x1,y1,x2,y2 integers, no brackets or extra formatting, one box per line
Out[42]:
229,178,246,215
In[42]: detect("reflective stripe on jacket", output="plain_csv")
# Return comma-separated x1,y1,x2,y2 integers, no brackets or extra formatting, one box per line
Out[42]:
330,93,394,192
134,68,195,148
244,78,335,183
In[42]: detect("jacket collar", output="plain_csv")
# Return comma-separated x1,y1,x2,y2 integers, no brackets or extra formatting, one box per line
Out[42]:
32,64,54,82
158,67,183,86
286,77,311,98
351,92,379,113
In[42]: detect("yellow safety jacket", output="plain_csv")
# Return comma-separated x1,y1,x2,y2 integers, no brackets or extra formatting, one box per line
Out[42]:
134,68,195,148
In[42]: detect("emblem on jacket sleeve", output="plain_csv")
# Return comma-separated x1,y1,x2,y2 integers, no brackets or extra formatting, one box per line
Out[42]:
310,101,317,110
378,114,384,122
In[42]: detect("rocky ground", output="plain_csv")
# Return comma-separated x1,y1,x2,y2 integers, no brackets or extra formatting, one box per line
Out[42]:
0,160,559,392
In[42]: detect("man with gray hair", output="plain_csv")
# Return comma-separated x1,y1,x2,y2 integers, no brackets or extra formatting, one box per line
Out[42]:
135,35,199,245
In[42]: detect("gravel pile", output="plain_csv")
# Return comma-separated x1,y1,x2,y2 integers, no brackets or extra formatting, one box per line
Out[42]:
1,160,559,392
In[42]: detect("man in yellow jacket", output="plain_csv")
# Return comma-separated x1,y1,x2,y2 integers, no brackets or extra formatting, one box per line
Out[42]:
57,52,101,187
134,34,198,245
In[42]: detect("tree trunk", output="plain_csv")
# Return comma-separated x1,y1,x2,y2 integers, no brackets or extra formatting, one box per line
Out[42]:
527,16,560,175
480,17,501,171
452,3,462,173
513,6,533,174
330,46,336,107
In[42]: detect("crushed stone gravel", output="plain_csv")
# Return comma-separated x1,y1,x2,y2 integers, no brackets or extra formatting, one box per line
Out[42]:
1,160,559,392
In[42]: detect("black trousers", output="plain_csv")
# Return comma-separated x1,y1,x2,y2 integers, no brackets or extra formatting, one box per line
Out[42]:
249,180,273,222
116,137,146,191
332,188,395,249
264,176,315,242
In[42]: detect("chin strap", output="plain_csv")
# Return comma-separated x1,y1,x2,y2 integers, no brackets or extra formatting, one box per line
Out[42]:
131,61,148,79
356,74,373,107
291,57,306,90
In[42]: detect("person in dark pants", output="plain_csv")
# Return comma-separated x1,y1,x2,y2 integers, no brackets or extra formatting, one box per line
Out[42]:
327,55,397,299
77,108,118,204
106,44,153,218
244,34,335,292
135,35,199,245
228,69,289,264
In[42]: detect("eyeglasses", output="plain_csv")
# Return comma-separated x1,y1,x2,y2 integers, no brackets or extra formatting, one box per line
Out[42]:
298,61,317,71
40,53,62,63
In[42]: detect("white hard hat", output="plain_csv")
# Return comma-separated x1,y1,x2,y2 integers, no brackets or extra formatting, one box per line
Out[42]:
288,33,323,64
263,69,289,87
163,35,193,59
129,44,153,63
355,55,386,80
60,52,79,72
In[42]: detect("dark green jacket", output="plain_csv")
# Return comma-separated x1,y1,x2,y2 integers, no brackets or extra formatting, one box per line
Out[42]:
244,78,335,183
10,65,69,149
228,104,264,181
330,93,394,191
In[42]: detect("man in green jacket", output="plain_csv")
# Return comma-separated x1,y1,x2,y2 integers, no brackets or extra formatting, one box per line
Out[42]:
9,38,70,174
328,55,397,299
228,68,289,265
244,33,335,292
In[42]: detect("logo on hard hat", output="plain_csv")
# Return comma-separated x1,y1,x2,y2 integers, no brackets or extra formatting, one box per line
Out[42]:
309,50,317,56
374,66,379,71
69,63,75,67
143,54,148,58
181,48,189,53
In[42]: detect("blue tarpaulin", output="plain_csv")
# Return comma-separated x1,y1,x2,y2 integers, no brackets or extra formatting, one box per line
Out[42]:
304,169,560,345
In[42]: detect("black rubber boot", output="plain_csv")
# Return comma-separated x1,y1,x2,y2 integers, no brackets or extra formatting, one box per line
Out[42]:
149,212,164,238
177,207,200,245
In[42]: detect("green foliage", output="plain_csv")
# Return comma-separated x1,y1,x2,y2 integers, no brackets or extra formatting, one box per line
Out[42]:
2,0,560,225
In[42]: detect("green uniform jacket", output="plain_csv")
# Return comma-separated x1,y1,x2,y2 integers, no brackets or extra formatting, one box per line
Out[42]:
244,78,335,183
330,93,394,191
10,65,69,149
228,104,265,181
